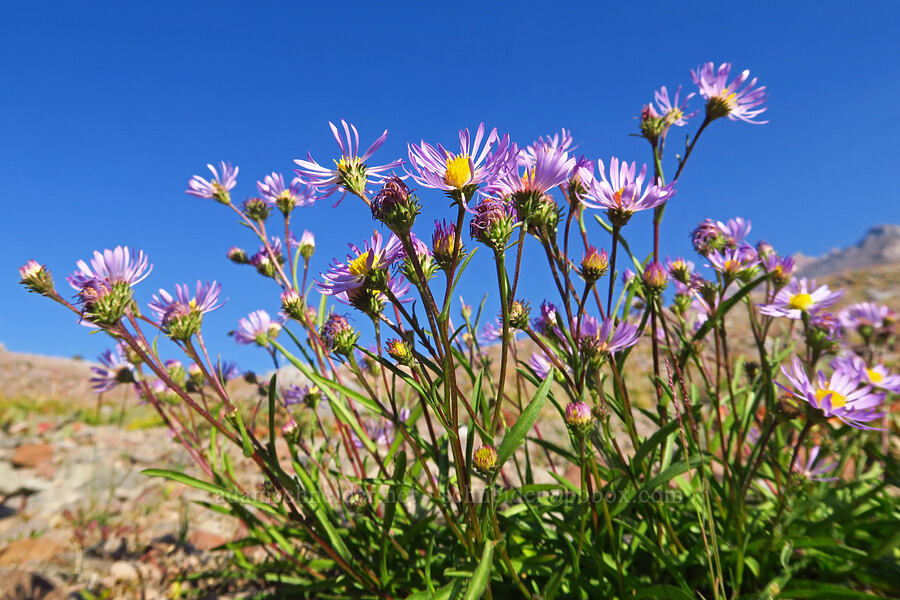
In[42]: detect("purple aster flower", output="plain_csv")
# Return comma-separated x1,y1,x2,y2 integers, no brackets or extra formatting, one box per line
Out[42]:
837,302,893,332
283,384,322,409
67,246,152,291
90,346,134,393
777,356,883,429
691,62,768,124
477,318,504,345
233,310,280,345
293,119,402,205
407,123,516,195
532,301,560,336
794,446,839,482
351,408,411,448
318,230,404,297
186,162,239,203
578,157,675,226
256,172,317,213
577,315,641,357
652,85,697,128
215,360,242,382
758,278,843,320
148,281,223,326
518,128,576,168
529,351,555,380
761,253,796,286
666,256,695,284
706,245,759,279
717,217,751,245
831,354,900,394
488,144,576,203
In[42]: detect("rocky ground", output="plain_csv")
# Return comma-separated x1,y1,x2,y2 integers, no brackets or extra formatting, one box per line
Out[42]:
0,418,255,599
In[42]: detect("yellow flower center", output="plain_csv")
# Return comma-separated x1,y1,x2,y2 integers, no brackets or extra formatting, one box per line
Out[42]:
443,155,472,189
724,259,740,272
335,155,362,175
814,388,847,409
789,293,813,311
866,368,884,384
721,91,738,108
348,251,371,277
520,167,536,190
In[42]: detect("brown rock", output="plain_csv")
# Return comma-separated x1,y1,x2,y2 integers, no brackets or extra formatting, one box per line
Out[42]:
110,560,140,582
11,443,54,469
0,570,64,599
189,530,226,551
0,537,68,565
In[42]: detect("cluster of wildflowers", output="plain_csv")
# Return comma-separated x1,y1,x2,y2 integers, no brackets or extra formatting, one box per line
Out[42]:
21,61,900,599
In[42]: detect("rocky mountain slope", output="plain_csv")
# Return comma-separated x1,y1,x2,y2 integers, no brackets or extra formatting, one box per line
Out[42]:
795,224,900,279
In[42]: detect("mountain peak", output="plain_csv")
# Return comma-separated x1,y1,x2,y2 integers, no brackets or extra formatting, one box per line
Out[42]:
795,223,900,278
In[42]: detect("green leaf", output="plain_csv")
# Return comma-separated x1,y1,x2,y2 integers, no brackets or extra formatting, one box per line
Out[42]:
781,582,885,599
380,452,406,582
292,462,354,566
463,542,494,600
142,469,281,516
406,581,464,600
497,375,552,467
634,585,696,600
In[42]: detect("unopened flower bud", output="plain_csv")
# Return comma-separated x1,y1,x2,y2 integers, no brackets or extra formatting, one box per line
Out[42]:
252,254,276,278
756,240,775,260
320,314,359,356
298,230,316,260
19,260,55,296
469,198,517,251
509,299,531,330
163,359,185,386
691,219,726,256
473,445,498,474
564,401,593,431
372,176,420,234
242,197,271,222
281,288,305,320
282,418,300,443
399,236,437,284
188,363,204,387
227,247,249,264
385,338,414,366
345,489,368,511
639,105,666,143
527,194,560,234
432,219,462,271
579,246,609,283
642,262,668,294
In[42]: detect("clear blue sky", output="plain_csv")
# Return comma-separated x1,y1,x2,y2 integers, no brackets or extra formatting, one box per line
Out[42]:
3,1,899,371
